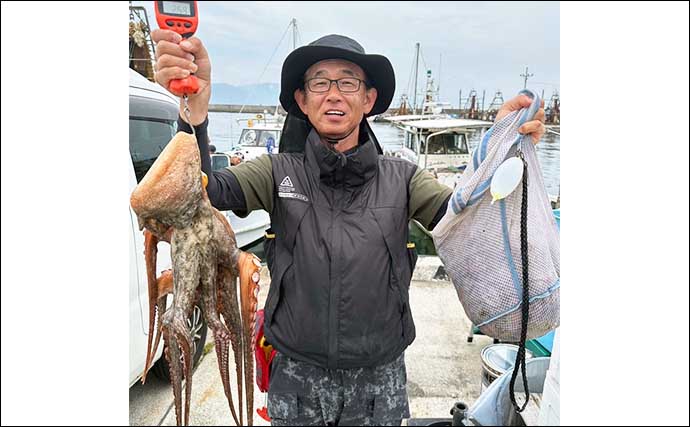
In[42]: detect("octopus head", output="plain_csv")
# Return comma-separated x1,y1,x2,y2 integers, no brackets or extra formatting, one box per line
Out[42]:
130,132,205,229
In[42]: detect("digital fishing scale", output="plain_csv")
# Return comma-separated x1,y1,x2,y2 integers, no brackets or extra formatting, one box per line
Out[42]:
154,1,199,98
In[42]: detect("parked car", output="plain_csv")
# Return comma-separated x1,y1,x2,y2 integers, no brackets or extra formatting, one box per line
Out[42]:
211,152,233,171
128,69,208,387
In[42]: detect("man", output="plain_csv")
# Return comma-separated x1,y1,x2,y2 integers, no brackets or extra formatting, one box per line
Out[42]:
152,31,545,426
230,153,242,166
208,143,216,155
265,135,275,154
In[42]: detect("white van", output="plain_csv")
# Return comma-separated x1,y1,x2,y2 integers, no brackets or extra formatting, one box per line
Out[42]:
128,70,207,386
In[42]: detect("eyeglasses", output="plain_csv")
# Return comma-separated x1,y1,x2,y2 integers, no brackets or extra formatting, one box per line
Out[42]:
305,77,368,93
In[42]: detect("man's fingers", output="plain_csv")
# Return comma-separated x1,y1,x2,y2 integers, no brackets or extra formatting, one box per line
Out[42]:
178,37,209,61
500,94,533,112
155,54,198,74
518,120,546,144
151,29,182,44
534,107,545,124
518,120,543,134
154,67,192,88
495,95,547,142
495,94,536,122
155,40,195,62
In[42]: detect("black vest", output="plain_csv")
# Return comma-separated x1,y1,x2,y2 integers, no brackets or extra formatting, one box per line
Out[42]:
264,129,418,369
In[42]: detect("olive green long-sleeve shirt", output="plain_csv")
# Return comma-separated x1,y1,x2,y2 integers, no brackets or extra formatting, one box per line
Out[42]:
227,154,451,230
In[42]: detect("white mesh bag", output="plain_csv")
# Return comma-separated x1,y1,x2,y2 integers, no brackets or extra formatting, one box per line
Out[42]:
432,90,560,342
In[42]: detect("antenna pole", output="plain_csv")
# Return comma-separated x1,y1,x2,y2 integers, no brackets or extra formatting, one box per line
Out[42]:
520,66,534,89
412,43,420,115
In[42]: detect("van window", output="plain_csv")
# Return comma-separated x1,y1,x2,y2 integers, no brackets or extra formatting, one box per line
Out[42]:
129,118,177,182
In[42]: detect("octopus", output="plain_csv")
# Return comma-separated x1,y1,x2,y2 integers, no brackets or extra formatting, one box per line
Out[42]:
130,131,260,426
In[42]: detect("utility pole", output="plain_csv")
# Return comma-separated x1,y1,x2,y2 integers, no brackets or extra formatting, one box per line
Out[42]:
520,66,533,89
412,43,420,115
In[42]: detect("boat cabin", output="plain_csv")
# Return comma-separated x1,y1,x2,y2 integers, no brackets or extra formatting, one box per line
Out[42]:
393,118,492,171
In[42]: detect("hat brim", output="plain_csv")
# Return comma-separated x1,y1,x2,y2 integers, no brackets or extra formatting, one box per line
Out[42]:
279,45,395,118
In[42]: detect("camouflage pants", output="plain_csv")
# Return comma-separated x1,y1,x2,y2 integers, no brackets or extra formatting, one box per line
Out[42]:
267,352,410,426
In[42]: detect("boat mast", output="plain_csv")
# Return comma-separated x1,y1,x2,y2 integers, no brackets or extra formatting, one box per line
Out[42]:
412,42,420,115
291,18,297,51
239,18,297,116
438,54,442,97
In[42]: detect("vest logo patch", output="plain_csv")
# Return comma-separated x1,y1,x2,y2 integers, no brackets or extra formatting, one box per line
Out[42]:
278,192,309,202
278,175,309,202
280,176,293,188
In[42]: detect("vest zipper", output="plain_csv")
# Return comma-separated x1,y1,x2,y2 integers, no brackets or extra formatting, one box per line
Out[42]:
327,183,340,369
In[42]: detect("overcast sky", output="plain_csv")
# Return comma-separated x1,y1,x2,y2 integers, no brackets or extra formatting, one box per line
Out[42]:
133,1,559,107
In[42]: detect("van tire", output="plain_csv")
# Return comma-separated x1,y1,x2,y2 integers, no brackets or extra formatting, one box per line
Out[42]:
153,305,208,381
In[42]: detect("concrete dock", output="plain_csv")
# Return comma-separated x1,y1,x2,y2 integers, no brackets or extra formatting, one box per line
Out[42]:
129,256,494,425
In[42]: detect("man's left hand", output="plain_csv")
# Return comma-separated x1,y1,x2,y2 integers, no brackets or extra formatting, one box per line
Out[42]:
495,94,546,145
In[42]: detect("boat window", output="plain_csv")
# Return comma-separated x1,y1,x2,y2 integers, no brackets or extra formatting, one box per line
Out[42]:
129,118,177,182
240,129,258,146
259,130,280,148
426,133,469,155
212,155,229,171
458,134,469,153
405,133,412,150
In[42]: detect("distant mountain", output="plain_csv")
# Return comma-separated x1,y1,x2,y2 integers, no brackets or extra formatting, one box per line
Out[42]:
210,83,280,105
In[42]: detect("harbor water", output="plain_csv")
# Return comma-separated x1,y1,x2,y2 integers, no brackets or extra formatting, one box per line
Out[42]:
207,112,561,197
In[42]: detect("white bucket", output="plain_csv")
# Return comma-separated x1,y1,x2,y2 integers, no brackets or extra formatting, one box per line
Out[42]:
480,344,533,393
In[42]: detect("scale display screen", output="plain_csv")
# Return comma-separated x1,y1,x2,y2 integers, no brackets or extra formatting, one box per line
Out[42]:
162,1,191,16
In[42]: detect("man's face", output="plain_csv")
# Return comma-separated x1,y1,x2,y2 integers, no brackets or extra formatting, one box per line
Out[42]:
294,59,377,139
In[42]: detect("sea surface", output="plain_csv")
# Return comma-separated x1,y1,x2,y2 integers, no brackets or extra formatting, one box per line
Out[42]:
207,111,560,197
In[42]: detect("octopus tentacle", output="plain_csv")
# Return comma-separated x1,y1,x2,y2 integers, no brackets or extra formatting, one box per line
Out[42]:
142,226,174,384
144,269,173,383
142,230,160,384
198,249,242,426
149,297,167,380
217,265,244,425
238,251,261,426
162,308,193,426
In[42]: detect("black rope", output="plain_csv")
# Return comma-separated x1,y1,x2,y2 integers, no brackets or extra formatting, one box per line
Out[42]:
509,151,530,413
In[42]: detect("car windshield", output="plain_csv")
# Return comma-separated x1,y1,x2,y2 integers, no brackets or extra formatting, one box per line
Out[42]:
212,155,229,171
129,118,177,182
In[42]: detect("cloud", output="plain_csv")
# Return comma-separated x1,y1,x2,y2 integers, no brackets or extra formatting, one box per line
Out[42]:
132,1,559,105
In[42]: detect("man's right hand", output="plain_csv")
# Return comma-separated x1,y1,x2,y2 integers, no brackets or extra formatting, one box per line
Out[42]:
152,29,211,126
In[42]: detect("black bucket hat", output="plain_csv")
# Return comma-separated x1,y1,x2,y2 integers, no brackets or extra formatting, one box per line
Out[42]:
279,34,395,118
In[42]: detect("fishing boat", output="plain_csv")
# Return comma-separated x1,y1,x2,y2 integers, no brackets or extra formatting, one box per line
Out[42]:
227,18,304,161
381,69,453,124
390,117,493,188
229,112,284,161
